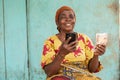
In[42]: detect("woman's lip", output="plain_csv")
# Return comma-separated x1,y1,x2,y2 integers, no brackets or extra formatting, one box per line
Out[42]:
66,24,71,26
64,23,72,26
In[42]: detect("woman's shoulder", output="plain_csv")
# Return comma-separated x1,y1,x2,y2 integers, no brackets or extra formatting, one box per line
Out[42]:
77,32,88,38
44,35,58,43
47,35,57,40
76,32,92,42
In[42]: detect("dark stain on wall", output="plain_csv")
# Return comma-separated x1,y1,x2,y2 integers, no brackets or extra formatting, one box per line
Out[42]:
108,1,119,14
108,1,119,24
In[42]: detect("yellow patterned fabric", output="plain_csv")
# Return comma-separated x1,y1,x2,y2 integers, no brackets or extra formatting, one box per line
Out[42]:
41,33,103,80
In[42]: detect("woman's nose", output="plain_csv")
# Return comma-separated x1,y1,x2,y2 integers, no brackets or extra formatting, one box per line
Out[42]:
65,17,71,21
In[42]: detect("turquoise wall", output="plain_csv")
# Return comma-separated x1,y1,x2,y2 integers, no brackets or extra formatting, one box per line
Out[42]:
0,0,119,80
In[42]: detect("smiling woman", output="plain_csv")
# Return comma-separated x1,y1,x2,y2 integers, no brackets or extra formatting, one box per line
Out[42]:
58,10,75,33
41,6,106,80
56,7,75,32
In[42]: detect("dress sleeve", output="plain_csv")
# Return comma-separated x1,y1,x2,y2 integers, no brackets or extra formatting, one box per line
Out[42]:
84,34,103,72
41,38,56,68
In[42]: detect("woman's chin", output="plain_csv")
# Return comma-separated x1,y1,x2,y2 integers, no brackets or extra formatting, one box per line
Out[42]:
66,29,73,32
65,30,73,33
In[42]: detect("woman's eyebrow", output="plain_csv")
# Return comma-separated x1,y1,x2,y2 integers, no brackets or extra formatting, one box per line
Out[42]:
60,13,66,16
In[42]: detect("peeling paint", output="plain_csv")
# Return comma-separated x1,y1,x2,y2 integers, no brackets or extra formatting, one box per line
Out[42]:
108,1,119,25
108,2,119,14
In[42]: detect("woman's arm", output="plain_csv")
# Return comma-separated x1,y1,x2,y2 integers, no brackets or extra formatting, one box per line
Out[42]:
44,52,65,77
88,44,106,72
88,55,99,72
44,37,78,77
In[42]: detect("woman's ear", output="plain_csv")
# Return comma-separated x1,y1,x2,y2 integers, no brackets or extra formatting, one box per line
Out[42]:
57,26,61,32
56,22,59,26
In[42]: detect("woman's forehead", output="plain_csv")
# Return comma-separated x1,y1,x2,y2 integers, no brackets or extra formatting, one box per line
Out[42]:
60,10,75,15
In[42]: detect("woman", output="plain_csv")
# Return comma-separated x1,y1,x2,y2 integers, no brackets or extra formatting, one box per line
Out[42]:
41,6,106,80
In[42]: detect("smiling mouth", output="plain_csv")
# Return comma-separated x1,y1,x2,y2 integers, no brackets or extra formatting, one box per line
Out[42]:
65,23,71,26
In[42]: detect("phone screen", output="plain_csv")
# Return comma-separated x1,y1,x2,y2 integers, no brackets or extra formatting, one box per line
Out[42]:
66,32,76,44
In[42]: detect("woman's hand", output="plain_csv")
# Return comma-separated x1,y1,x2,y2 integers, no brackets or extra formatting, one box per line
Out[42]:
88,44,106,72
94,44,106,56
59,37,78,56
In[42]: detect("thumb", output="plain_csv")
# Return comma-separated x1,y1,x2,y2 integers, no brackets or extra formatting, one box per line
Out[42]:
65,37,71,44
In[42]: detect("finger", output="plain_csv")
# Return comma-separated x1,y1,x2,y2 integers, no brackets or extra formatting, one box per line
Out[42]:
98,46,105,52
98,45,106,52
65,37,71,44
69,40,78,47
97,46,105,52
95,48,105,55
96,49,104,54
94,50,102,56
69,47,76,52
97,44,106,48
99,45,106,50
69,43,78,51
96,44,106,51
70,43,77,49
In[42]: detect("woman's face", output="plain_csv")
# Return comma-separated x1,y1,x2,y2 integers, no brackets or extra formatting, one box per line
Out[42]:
58,10,76,33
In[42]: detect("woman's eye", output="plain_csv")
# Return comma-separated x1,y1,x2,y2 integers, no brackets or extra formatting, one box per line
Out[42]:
69,14,74,19
59,14,74,20
60,16,66,20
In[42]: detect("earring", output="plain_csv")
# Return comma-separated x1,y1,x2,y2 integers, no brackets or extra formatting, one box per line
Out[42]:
57,27,61,32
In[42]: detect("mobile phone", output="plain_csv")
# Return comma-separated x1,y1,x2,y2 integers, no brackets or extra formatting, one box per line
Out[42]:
66,32,76,44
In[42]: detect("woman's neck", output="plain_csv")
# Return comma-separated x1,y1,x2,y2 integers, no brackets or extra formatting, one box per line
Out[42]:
57,32,66,42
57,31,74,42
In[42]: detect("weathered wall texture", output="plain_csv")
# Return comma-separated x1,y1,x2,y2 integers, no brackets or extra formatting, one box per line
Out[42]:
0,0,119,80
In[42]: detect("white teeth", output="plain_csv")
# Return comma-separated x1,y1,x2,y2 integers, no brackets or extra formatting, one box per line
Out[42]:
66,24,71,26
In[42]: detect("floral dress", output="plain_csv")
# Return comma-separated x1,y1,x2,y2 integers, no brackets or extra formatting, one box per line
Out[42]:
41,33,103,80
